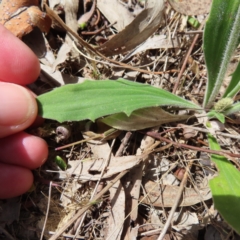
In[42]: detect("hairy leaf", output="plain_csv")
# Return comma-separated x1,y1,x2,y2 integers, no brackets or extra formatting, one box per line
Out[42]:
203,0,240,108
224,61,240,98
203,0,240,107
223,102,240,116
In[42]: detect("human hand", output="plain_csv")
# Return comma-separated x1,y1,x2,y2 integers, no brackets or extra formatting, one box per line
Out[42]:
0,25,48,198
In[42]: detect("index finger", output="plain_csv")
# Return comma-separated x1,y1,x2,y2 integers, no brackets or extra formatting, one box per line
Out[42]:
0,24,40,85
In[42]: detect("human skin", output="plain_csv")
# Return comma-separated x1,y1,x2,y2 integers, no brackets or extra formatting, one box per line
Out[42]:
0,24,48,198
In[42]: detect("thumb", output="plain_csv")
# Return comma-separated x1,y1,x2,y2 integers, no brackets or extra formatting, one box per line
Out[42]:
0,82,37,138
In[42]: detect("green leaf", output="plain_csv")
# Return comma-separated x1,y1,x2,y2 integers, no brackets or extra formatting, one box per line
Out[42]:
54,155,67,170
208,134,240,234
187,16,200,29
207,110,225,123
37,79,199,123
223,61,240,98
223,102,240,115
203,0,240,108
101,107,192,131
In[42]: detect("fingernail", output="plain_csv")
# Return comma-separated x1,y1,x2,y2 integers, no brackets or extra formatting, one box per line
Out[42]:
0,82,36,126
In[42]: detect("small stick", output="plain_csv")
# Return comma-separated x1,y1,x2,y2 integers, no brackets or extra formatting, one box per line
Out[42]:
157,160,193,240
172,20,206,94
0,226,15,240
81,22,116,35
94,9,101,26
176,124,240,140
145,131,240,158
73,139,116,239
45,4,177,76
49,170,129,240
115,132,132,157
40,182,53,240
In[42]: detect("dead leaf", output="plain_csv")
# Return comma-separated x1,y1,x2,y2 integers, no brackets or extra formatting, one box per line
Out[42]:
104,180,125,240
97,0,135,32
0,0,51,38
121,130,157,239
172,211,199,231
124,35,180,60
168,0,212,15
40,64,88,87
178,124,198,139
61,154,142,181
78,0,96,26
96,0,164,56
101,107,191,131
50,0,80,70
22,27,46,58
141,181,212,207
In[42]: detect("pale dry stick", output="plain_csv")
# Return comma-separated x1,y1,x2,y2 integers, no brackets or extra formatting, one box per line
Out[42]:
0,226,15,240
145,131,240,158
49,170,128,240
172,19,206,94
105,140,161,240
187,173,210,212
106,160,179,240
116,132,132,157
40,181,53,240
45,4,177,75
177,30,204,35
141,160,179,219
48,232,84,239
140,228,161,237
78,0,96,25
176,124,240,140
72,41,177,74
81,21,117,35
157,160,193,240
72,139,116,239
171,16,179,39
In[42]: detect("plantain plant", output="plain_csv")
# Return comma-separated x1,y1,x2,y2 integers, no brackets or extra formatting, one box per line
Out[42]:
37,0,240,233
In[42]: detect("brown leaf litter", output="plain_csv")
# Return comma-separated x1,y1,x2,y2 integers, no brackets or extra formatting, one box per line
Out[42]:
1,0,240,239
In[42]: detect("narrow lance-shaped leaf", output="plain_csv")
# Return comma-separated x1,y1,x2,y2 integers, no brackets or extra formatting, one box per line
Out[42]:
208,134,240,234
203,0,240,108
37,79,199,123
223,102,240,116
223,61,240,98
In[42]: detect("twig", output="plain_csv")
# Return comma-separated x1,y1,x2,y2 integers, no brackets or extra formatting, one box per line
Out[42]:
81,22,117,35
94,9,101,26
176,124,240,140
145,131,240,158
49,231,84,239
78,0,96,25
73,41,178,73
44,4,177,75
49,170,129,240
177,30,203,35
157,161,193,240
40,181,53,240
0,225,15,240
172,19,206,94
115,132,132,157
73,139,116,239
